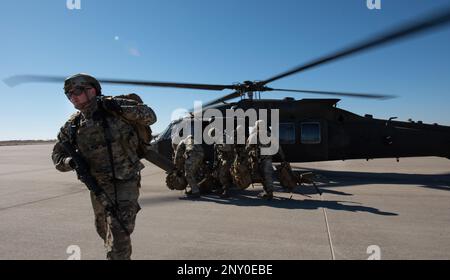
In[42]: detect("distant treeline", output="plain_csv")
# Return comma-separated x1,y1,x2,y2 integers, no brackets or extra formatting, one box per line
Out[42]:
0,140,57,146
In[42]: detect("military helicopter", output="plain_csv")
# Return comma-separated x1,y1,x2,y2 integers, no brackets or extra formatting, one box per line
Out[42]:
5,8,450,172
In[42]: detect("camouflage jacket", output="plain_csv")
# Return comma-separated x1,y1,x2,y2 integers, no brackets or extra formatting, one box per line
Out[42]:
173,135,204,169
52,97,156,181
246,132,271,159
215,143,234,163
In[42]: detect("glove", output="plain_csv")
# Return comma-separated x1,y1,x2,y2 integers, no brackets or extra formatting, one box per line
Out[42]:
95,192,113,210
102,98,123,113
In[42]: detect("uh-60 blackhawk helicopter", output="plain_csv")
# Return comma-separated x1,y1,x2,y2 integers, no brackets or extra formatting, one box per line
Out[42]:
5,8,450,186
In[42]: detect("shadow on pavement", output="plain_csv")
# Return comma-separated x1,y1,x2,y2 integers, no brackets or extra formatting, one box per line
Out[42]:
138,187,397,216
135,168,450,216
191,189,397,216
298,168,450,192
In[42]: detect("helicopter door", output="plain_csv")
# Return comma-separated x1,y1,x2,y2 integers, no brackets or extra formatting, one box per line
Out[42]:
298,121,329,161
276,122,297,162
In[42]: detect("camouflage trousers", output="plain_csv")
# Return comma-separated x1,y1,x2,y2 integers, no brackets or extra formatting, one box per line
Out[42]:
90,175,141,260
184,153,203,193
259,158,274,193
217,158,233,190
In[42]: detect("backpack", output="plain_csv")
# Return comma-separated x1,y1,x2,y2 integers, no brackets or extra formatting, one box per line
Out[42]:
106,93,153,159
276,162,298,191
230,152,253,190
166,170,188,190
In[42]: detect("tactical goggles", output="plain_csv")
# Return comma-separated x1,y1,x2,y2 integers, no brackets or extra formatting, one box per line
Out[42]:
65,86,93,99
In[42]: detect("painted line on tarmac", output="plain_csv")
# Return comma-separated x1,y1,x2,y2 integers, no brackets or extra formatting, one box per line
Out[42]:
320,194,336,260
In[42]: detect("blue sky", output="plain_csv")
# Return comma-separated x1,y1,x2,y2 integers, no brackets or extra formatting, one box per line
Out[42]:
1,0,450,140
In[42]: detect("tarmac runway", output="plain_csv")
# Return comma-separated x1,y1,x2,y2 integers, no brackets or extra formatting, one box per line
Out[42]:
0,144,449,260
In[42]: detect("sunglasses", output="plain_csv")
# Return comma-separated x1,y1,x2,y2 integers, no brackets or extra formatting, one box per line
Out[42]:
65,86,93,99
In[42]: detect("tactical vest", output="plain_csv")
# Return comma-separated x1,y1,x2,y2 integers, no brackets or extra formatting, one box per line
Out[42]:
69,94,152,160
67,100,144,180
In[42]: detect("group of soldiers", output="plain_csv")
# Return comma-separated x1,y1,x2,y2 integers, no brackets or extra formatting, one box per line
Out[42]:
167,120,276,200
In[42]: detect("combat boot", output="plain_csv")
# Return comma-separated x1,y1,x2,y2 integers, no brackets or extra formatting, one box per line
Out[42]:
219,186,231,198
185,185,201,198
258,191,273,200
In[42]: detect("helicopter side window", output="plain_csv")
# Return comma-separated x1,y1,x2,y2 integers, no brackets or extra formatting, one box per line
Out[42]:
301,122,321,144
279,123,296,144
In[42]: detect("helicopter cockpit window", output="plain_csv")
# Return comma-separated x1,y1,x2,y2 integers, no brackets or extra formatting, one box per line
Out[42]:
169,120,193,140
279,123,296,144
156,122,173,141
168,119,208,142
301,122,321,144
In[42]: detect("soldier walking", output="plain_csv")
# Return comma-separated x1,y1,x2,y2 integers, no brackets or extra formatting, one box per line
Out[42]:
246,120,275,200
173,135,204,198
52,73,156,260
210,128,234,198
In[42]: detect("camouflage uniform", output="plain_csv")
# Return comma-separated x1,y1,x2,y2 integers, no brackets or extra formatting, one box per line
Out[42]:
246,121,274,199
214,133,234,197
52,75,156,260
173,135,204,195
230,125,253,190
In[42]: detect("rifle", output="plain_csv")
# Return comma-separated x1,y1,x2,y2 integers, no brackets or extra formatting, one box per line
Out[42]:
59,139,130,235
294,170,323,196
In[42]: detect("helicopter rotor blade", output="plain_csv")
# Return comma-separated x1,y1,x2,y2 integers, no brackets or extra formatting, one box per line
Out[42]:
98,78,234,91
4,75,65,87
4,75,235,91
267,88,396,100
191,91,242,111
261,7,450,85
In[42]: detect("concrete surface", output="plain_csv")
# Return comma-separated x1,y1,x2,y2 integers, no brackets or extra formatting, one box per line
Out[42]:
0,144,449,260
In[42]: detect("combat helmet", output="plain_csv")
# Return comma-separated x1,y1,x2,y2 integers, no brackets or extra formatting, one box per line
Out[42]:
64,73,102,96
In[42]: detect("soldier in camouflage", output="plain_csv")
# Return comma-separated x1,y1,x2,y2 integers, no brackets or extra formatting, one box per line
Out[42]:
173,135,204,198
52,73,156,260
230,125,253,190
209,128,234,198
246,120,274,200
